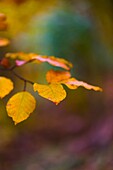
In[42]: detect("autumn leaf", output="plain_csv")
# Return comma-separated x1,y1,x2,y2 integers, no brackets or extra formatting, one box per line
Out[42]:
5,52,73,70
0,13,7,31
32,55,73,70
46,70,102,91
6,52,35,61
5,52,41,66
46,69,71,83
0,13,7,22
61,78,78,89
15,60,27,66
0,77,14,98
0,58,10,68
61,78,103,91
33,83,66,105
0,22,7,31
6,91,36,125
0,38,10,47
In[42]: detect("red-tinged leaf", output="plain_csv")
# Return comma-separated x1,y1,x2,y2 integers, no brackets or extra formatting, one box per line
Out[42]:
15,60,27,66
5,52,72,70
61,78,102,91
0,58,10,68
5,52,41,65
61,78,78,89
46,69,71,83
32,55,73,70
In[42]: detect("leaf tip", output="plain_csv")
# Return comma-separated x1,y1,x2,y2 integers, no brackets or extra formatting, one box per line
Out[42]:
55,101,59,105
14,122,18,125
98,87,103,92
92,86,103,92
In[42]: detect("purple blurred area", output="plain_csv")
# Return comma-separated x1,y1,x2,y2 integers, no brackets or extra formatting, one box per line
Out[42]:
0,0,113,169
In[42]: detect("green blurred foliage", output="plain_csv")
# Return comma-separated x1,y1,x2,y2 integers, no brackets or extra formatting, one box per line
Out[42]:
1,0,113,77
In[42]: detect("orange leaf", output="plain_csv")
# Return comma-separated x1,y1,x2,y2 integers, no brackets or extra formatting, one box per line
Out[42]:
45,69,102,91
33,83,66,105
0,38,9,47
0,22,7,31
0,13,7,31
46,69,71,83
0,13,7,21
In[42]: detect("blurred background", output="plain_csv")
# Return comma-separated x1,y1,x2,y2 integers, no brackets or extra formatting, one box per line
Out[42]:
0,0,113,169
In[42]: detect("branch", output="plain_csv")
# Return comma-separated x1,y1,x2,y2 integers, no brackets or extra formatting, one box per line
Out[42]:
11,70,34,85
0,66,34,91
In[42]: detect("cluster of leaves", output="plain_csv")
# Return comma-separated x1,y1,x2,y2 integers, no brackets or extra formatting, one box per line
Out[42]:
0,13,102,125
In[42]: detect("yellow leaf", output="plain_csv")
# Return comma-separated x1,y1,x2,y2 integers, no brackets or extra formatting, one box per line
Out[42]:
6,91,36,124
33,83,66,105
6,52,35,61
46,69,71,83
5,52,41,65
61,78,102,91
0,38,10,47
0,77,14,98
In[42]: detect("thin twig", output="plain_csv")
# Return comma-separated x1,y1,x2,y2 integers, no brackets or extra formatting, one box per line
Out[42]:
23,80,27,91
9,64,17,70
11,70,34,85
